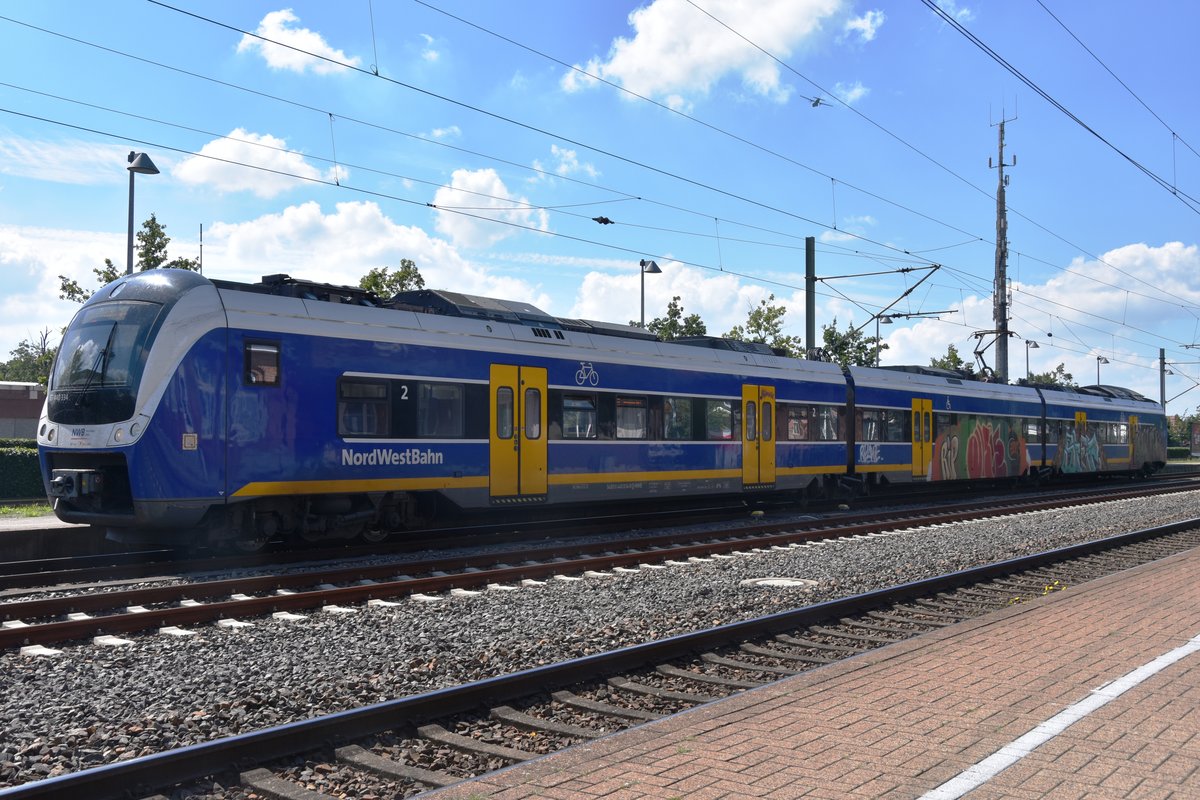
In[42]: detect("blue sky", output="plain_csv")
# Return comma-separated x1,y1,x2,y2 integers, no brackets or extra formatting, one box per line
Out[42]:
1,1,1198,408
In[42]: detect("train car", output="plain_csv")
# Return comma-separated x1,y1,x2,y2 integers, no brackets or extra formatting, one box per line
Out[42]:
37,270,1167,549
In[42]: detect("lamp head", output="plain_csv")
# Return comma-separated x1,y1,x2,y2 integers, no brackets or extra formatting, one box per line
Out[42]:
127,151,159,175
640,259,661,274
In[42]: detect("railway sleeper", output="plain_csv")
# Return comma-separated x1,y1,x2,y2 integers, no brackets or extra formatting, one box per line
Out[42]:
740,642,839,664
837,616,932,635
701,651,802,676
551,689,665,722
490,704,603,740
416,723,533,763
656,663,766,689
775,633,863,653
240,767,338,800
867,610,955,627
608,675,718,704
334,744,458,788
808,625,901,645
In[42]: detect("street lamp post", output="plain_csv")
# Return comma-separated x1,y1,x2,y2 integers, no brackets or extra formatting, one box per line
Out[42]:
875,314,893,367
126,151,159,275
639,259,661,327
1025,340,1039,379
1096,355,1109,384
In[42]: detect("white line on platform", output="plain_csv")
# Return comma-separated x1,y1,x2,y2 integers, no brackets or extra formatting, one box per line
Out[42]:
919,631,1200,800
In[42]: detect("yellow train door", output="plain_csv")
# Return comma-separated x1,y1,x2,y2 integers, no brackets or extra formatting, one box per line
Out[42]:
911,398,933,478
489,364,547,499
742,384,776,487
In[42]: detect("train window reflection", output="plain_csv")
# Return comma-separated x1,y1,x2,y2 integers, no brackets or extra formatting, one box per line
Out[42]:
245,342,280,386
496,388,514,439
616,396,647,439
663,397,692,440
419,383,463,437
525,388,541,440
706,400,733,440
784,405,809,441
562,395,596,439
338,380,390,436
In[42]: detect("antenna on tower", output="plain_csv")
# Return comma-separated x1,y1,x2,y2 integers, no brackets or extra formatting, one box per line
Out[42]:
976,108,1018,381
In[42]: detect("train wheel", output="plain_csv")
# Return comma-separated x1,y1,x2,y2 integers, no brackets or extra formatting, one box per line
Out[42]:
232,535,270,553
359,527,390,544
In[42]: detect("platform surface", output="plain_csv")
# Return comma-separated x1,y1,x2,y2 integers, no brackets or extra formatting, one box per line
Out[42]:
422,543,1200,799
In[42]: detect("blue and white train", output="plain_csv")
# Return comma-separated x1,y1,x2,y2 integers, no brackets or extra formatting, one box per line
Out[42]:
37,269,1167,548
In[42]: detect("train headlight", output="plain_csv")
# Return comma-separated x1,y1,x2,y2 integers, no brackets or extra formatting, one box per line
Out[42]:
130,422,142,438
39,422,46,437
46,427,55,442
113,428,125,442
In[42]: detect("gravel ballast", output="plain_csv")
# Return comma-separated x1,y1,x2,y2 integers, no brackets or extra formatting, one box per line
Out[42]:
1,492,1197,789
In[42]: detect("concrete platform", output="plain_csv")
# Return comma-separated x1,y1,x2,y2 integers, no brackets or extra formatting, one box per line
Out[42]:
421,543,1200,798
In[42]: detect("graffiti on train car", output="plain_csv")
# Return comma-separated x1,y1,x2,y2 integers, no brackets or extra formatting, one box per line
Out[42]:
932,418,1030,480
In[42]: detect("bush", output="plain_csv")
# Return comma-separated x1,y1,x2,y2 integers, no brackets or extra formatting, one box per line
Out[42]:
0,445,43,499
1167,446,1194,460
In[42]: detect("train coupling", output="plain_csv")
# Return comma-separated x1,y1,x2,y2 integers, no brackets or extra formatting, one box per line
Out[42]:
49,469,104,499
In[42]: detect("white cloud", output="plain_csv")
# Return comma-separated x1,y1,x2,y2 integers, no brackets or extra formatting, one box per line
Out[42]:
844,9,885,42
204,201,550,303
172,129,339,198
561,0,843,107
420,33,441,63
432,168,549,249
935,0,976,23
0,137,149,185
531,144,600,182
568,258,805,336
834,79,869,105
237,9,361,74
428,125,461,140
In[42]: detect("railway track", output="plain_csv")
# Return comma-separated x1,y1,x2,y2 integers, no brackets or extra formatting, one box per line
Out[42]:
6,473,1196,588
2,482,1197,652
4,514,1197,799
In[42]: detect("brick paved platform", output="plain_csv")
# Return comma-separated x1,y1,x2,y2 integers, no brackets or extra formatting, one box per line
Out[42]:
421,545,1200,799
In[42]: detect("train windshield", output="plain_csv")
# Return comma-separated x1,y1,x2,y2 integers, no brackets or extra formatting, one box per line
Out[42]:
47,300,163,424
53,301,161,390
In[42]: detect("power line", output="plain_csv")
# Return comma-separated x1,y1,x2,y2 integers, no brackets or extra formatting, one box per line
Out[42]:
922,0,1200,216
1035,0,1200,166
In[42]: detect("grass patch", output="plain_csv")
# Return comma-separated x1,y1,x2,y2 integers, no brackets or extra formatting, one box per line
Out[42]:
0,503,51,518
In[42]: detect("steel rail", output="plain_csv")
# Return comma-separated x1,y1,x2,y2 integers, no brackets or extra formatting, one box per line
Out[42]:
2,517,1197,800
2,485,1197,649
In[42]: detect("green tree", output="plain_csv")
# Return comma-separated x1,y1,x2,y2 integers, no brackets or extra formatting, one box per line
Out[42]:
724,294,803,358
819,317,884,368
1027,363,1076,388
59,214,199,304
359,259,425,298
642,296,706,341
929,343,976,375
0,328,56,385
1167,411,1198,448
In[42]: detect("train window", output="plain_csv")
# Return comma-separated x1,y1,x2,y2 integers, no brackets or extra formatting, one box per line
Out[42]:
418,383,463,437
762,402,773,441
934,413,953,442
525,388,542,440
784,405,809,441
858,409,883,442
1025,421,1040,443
813,406,841,441
1117,423,1128,444
616,396,647,439
244,342,280,386
338,380,390,437
663,397,692,440
885,410,908,442
496,387,514,439
706,400,734,440
745,401,757,441
562,395,596,439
